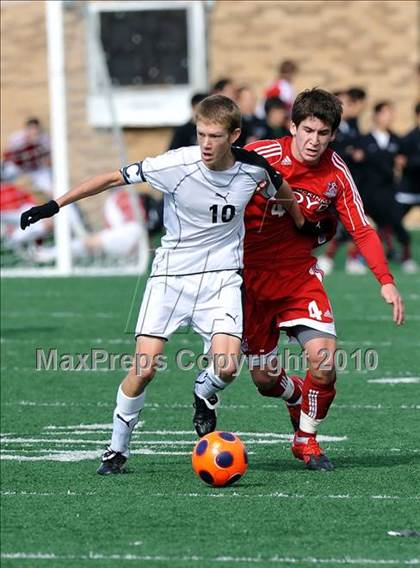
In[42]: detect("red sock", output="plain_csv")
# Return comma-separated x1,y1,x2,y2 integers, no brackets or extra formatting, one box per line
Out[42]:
257,368,298,400
298,371,336,437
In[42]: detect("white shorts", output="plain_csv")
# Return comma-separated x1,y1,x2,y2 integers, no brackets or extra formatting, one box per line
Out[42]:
135,270,243,353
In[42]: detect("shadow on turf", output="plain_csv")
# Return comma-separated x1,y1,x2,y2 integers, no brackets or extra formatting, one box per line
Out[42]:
332,453,420,469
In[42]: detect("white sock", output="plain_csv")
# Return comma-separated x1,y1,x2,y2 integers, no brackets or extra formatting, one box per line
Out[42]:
110,386,146,456
299,411,323,436
194,364,227,406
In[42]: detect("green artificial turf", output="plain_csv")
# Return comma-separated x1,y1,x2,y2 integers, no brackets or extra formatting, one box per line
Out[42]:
1,259,420,567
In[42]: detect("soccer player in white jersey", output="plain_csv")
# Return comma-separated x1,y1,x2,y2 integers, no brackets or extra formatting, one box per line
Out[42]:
20,95,311,475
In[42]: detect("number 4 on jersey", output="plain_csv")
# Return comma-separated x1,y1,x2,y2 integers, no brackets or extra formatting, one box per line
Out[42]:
308,300,323,321
271,202,285,218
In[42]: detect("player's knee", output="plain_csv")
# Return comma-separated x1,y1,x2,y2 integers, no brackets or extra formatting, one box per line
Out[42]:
129,360,156,384
308,347,336,385
217,362,238,383
310,366,336,385
251,370,278,394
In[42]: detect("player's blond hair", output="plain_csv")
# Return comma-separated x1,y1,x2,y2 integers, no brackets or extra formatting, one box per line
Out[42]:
195,95,241,133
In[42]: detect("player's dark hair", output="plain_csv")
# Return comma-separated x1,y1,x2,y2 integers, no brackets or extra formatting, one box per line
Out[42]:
191,93,208,108
347,87,367,102
279,60,298,75
291,88,342,132
264,97,287,115
212,78,234,93
373,101,392,114
26,117,41,127
195,95,241,133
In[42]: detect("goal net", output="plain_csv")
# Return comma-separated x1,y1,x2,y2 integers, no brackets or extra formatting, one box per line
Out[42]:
1,1,151,277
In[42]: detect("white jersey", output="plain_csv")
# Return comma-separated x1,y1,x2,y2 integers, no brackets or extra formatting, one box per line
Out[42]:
121,145,282,276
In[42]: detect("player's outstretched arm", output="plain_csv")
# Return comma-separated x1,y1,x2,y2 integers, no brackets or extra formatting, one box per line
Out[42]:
57,170,124,208
381,283,405,326
275,180,305,228
20,170,124,230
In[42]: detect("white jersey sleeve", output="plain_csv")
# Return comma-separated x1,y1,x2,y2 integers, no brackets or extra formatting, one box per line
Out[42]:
120,147,201,195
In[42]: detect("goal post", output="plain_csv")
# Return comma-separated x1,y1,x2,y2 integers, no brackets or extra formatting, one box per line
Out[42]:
46,0,72,276
1,0,151,278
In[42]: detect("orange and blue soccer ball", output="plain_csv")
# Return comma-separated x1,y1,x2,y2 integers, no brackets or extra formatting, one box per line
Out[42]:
192,431,248,487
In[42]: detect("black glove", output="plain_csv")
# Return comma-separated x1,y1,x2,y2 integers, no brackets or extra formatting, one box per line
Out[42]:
20,200,60,230
298,217,336,237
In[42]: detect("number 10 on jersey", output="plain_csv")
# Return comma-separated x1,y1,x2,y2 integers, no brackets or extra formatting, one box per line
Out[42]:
209,204,236,223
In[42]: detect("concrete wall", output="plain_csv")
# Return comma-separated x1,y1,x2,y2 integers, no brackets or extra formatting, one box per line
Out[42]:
1,0,419,187
209,0,419,132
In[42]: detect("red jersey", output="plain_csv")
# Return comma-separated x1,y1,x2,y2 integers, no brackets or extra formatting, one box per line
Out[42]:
3,130,50,172
0,183,36,211
244,136,394,285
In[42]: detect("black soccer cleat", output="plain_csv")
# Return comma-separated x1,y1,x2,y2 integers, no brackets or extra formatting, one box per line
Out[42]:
305,453,334,472
292,434,334,471
193,393,219,437
96,447,127,475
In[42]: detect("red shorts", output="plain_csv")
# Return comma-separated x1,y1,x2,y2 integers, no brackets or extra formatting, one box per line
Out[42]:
242,262,336,356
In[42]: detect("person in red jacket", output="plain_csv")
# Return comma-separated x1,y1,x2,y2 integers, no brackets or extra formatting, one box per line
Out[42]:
243,88,404,471
264,60,299,115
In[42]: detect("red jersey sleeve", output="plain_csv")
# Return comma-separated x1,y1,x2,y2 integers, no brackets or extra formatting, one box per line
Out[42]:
245,139,283,167
331,152,394,286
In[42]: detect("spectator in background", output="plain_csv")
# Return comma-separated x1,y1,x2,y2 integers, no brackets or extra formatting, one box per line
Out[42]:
359,101,417,273
262,98,291,140
318,88,368,275
1,181,53,250
212,78,237,101
31,189,148,266
346,88,367,140
396,102,420,214
168,93,208,150
264,60,299,113
2,117,52,194
331,89,366,177
235,85,267,146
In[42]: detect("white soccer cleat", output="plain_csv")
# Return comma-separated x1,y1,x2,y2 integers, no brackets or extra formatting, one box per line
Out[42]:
317,255,334,275
345,258,367,275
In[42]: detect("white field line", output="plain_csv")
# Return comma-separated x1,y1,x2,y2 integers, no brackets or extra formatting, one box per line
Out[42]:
0,434,347,444
0,449,192,461
1,552,419,564
368,378,420,384
1,490,418,501
338,341,392,346
41,426,347,442
0,337,133,345
154,492,420,501
0,429,346,461
341,314,420,321
3,400,420,411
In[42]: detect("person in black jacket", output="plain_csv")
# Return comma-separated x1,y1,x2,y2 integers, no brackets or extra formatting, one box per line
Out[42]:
359,101,417,272
168,93,208,150
396,102,420,214
235,85,267,147
318,88,368,274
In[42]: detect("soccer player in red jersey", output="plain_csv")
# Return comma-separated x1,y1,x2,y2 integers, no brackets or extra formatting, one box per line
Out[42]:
243,88,404,471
